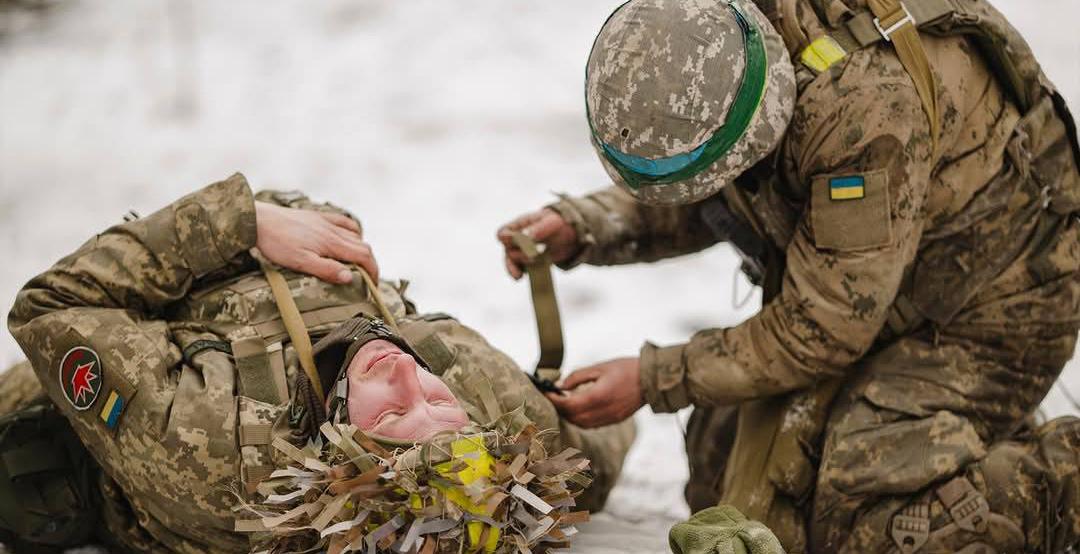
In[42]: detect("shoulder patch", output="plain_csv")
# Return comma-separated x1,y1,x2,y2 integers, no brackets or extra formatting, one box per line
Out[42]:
811,170,891,251
58,346,103,411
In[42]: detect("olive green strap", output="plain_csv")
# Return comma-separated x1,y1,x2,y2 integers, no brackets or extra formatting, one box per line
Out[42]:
511,232,564,383
1,440,67,478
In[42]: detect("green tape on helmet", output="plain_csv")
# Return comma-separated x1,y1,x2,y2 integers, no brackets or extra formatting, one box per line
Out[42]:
586,0,769,190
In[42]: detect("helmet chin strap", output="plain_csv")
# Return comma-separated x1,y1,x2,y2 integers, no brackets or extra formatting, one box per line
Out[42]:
319,316,429,427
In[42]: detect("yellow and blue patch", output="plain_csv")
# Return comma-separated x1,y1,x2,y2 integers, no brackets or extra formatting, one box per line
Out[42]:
829,175,866,201
99,390,125,429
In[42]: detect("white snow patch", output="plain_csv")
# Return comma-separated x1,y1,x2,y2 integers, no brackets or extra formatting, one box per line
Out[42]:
0,1,1076,552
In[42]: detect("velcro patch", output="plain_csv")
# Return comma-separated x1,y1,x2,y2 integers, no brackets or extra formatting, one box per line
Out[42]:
829,175,866,201
811,170,891,251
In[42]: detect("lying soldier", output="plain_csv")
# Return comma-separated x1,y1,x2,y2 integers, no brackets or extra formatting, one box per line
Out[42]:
1,174,635,553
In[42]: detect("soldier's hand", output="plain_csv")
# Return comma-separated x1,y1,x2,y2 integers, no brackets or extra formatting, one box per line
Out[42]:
255,201,379,284
546,357,644,428
496,208,579,280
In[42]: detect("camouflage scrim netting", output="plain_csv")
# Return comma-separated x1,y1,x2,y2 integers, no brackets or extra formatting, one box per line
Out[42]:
586,0,796,206
235,409,592,554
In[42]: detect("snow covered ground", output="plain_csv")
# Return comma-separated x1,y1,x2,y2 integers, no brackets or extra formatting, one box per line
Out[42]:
0,1,1077,552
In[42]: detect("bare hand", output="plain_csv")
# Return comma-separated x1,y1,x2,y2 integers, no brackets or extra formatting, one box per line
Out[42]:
496,208,579,280
546,357,644,428
255,202,378,284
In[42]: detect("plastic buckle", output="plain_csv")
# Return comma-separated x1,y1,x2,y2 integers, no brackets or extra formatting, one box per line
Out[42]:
891,506,930,553
531,367,565,393
873,2,915,42
950,492,991,533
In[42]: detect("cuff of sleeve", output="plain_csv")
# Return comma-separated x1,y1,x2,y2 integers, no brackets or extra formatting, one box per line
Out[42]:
639,341,691,413
175,173,258,278
546,193,597,270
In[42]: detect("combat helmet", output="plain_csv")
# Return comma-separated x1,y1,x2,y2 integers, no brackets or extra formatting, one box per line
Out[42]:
312,315,428,427
587,0,796,206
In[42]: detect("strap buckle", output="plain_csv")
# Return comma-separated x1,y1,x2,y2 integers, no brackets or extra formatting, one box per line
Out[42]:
873,2,915,42
936,477,991,534
949,493,991,533
891,504,930,553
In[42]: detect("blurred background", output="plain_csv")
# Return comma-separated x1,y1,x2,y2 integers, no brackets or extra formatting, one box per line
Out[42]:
0,0,1077,552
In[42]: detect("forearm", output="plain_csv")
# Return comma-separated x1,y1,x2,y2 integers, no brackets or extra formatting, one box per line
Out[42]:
9,173,257,327
548,185,718,268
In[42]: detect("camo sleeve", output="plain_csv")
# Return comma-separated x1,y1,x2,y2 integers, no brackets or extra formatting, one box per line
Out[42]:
639,52,934,411
6,174,258,549
547,185,719,267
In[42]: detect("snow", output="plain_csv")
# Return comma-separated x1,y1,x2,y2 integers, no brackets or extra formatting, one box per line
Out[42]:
0,1,1077,552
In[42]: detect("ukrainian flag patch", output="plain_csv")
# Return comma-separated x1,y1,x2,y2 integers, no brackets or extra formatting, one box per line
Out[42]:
829,175,865,201
99,390,125,429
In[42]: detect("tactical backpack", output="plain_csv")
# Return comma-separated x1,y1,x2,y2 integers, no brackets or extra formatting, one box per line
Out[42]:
0,399,100,553
779,0,1080,201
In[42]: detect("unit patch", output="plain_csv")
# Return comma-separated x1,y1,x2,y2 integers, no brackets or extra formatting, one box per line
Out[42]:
829,175,866,201
58,346,103,410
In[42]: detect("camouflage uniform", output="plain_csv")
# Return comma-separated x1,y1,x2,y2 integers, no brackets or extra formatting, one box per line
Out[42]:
554,0,1080,551
5,174,634,553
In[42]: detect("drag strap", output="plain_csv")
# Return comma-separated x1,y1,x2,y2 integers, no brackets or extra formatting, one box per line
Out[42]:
511,232,564,385
257,253,325,404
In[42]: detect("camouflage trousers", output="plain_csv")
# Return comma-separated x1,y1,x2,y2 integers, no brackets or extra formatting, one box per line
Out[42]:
686,333,1080,554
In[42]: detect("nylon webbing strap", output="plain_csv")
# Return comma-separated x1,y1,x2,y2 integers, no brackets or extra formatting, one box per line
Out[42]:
1,440,66,478
511,232,564,384
833,0,955,50
258,257,325,404
357,268,400,334
866,0,941,147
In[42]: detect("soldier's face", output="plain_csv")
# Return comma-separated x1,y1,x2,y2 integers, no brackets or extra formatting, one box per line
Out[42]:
345,339,470,441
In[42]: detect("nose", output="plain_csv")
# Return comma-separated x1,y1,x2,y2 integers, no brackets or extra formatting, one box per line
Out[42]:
386,353,425,405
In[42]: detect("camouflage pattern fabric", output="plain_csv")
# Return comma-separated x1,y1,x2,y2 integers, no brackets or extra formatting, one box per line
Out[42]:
0,360,45,415
6,175,634,553
551,0,1080,551
585,0,797,206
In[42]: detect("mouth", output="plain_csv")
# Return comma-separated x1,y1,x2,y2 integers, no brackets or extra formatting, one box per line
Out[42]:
366,350,396,371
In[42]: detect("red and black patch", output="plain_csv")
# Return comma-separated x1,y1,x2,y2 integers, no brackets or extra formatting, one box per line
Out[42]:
58,346,103,411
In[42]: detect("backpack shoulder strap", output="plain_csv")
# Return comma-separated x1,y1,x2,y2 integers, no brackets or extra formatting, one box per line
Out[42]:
798,0,951,146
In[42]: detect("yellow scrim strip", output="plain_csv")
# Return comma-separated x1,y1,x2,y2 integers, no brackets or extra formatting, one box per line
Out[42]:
435,437,502,552
831,186,865,200
800,35,847,73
